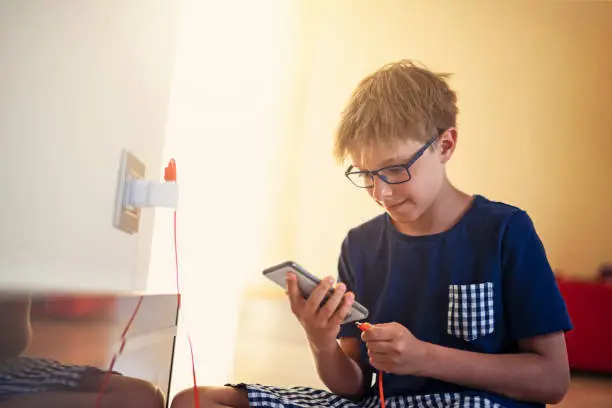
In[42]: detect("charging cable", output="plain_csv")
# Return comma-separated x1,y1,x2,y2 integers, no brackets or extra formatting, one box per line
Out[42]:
356,321,386,408
165,160,201,408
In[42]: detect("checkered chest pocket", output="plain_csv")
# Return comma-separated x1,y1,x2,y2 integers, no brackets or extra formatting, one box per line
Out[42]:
447,282,495,342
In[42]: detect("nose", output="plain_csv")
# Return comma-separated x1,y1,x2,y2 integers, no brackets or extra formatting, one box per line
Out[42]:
370,175,392,201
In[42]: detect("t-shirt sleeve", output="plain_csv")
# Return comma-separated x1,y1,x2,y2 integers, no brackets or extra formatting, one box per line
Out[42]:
501,210,573,341
337,235,362,339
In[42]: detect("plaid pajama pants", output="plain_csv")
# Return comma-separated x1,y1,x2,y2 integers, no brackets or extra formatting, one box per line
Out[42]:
230,383,505,408
0,357,94,402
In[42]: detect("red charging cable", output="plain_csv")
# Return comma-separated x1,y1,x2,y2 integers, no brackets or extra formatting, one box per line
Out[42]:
166,159,201,408
356,322,386,408
96,159,200,408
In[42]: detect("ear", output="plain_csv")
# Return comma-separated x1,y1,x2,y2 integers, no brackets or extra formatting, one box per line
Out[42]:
437,127,457,164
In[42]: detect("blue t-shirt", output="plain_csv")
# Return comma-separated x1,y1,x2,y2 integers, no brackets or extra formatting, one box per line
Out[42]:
337,194,572,408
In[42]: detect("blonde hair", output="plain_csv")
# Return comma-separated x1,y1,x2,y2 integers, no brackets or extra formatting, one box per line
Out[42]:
333,59,458,164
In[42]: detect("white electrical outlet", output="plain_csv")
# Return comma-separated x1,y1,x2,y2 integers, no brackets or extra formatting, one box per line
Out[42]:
113,150,146,234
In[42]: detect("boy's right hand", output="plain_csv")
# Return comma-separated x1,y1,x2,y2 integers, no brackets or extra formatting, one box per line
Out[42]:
286,273,355,352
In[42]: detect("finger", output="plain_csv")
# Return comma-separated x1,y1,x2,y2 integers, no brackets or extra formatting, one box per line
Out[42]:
286,273,305,315
365,340,394,354
362,325,394,342
368,354,389,372
318,282,347,320
329,292,354,326
367,349,389,361
303,276,335,315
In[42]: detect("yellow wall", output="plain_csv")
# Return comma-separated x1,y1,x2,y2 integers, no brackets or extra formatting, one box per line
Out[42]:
281,0,612,283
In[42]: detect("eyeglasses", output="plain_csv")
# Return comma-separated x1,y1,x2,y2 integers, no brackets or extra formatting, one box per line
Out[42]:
345,129,445,188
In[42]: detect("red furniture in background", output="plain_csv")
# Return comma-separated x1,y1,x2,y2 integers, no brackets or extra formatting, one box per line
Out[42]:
556,275,612,374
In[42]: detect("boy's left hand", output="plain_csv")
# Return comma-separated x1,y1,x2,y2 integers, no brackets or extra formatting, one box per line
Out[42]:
361,322,428,375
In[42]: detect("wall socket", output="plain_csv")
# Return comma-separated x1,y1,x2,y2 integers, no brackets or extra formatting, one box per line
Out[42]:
113,150,146,234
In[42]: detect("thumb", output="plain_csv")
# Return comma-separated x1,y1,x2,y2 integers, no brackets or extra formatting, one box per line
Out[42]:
364,322,396,341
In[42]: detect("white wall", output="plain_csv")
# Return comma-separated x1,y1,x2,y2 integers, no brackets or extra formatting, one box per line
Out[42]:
0,0,179,291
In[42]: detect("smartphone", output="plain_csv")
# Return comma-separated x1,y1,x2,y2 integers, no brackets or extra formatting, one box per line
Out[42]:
262,260,369,325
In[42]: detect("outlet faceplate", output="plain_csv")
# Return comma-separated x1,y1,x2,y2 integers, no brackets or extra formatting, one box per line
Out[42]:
113,150,146,234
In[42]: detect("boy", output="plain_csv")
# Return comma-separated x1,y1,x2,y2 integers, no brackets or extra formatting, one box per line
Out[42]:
0,294,165,408
171,60,572,408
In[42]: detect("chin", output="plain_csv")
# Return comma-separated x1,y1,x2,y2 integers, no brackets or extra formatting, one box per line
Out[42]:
385,202,422,224
387,212,421,225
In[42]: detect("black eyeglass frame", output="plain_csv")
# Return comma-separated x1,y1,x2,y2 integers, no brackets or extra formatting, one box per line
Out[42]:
344,128,446,188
